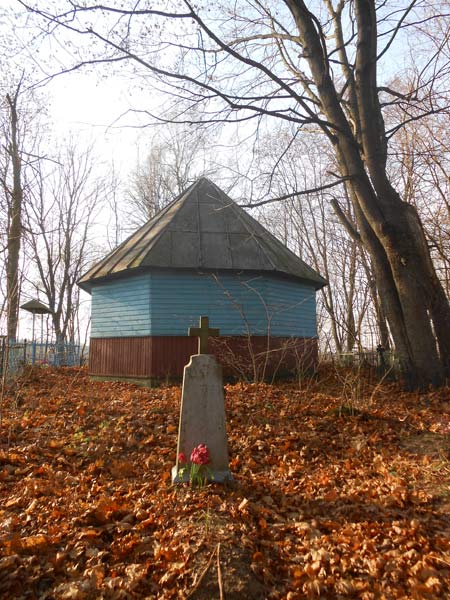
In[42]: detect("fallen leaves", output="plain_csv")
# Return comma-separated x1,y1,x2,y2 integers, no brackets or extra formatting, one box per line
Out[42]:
1,533,50,556
0,367,449,598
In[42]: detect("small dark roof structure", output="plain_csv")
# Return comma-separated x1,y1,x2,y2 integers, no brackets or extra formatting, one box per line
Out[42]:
79,178,327,292
20,299,52,315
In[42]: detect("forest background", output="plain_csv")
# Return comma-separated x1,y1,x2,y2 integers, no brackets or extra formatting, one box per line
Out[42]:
0,1,449,384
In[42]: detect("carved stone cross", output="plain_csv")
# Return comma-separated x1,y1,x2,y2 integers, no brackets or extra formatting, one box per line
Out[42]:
188,316,220,354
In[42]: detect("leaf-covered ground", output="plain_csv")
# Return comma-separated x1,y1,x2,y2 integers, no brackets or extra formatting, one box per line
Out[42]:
0,367,449,599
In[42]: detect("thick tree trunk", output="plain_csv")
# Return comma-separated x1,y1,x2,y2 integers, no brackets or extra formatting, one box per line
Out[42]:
351,203,416,379
336,151,444,387
6,91,23,343
351,0,450,385
430,283,450,377
350,173,447,388
286,0,450,387
378,213,444,387
403,203,450,377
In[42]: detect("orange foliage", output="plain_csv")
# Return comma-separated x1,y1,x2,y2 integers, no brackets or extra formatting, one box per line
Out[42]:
0,367,449,598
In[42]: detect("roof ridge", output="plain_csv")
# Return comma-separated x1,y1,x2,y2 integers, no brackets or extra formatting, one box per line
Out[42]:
222,190,279,271
81,181,200,281
236,205,322,279
127,181,201,268
205,183,289,273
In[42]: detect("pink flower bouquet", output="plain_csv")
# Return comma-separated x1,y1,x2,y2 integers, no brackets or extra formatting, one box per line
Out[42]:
177,443,212,486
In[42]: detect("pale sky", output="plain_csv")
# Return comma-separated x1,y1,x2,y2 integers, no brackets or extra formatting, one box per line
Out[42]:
49,72,156,168
2,0,159,175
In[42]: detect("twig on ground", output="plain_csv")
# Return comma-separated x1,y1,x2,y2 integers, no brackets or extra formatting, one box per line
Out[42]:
217,542,224,600
187,543,219,598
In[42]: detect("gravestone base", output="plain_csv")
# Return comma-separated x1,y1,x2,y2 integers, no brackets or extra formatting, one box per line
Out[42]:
171,466,233,484
172,354,233,484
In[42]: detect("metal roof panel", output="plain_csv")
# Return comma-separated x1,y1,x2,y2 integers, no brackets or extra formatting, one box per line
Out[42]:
79,178,327,291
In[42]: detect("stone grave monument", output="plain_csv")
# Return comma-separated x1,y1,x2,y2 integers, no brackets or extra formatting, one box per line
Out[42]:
172,316,233,484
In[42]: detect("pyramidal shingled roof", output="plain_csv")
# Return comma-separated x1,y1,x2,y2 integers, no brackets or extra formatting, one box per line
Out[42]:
79,178,327,291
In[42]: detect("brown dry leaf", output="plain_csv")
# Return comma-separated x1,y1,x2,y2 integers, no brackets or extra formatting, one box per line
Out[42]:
0,367,449,599
238,497,249,511
108,459,136,478
10,534,50,555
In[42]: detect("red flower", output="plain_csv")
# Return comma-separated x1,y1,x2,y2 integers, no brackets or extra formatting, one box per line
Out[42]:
190,443,210,465
178,452,187,464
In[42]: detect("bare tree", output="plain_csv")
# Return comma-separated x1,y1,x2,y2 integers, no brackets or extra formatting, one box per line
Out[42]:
0,81,25,342
128,121,217,227
0,67,47,342
19,1,450,386
251,127,377,354
24,142,102,343
103,163,127,250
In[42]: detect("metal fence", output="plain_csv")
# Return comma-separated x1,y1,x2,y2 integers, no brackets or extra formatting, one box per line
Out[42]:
0,338,81,376
320,349,398,371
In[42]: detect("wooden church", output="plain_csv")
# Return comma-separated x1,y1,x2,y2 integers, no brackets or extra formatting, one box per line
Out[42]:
78,178,326,383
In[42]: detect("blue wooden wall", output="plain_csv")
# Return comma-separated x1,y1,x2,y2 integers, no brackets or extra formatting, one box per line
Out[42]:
90,274,152,337
90,271,317,338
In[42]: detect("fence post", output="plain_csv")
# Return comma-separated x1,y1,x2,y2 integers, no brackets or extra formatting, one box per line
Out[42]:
55,335,65,366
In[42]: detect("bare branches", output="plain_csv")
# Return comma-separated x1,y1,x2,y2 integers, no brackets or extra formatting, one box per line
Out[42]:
17,1,193,22
17,0,450,153
240,176,349,208
376,1,417,61
183,0,322,124
330,197,361,243
24,142,103,341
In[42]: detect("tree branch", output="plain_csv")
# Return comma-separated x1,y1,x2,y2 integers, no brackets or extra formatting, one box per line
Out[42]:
330,197,361,242
240,177,350,208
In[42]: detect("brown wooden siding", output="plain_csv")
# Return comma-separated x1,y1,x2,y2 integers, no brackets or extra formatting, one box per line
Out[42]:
149,336,198,378
89,336,318,381
89,337,153,377
211,336,317,379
